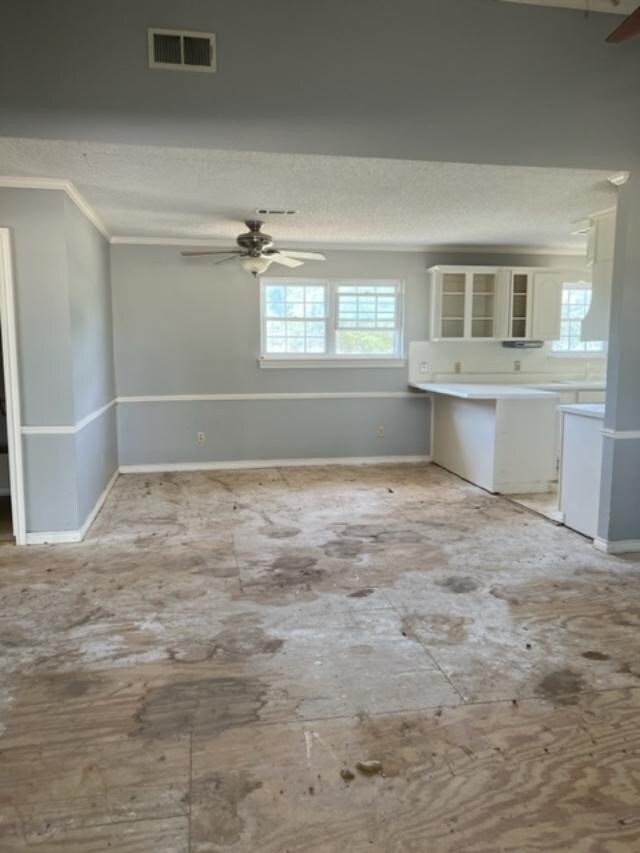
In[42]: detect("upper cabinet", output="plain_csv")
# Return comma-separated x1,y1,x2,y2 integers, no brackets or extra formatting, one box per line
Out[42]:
431,267,503,341
528,271,564,342
429,266,565,342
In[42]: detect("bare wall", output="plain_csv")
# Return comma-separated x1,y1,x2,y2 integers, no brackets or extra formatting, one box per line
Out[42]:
1,0,639,170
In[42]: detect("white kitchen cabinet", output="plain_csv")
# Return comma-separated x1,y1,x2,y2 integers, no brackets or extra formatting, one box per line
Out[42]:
430,265,565,342
530,271,564,341
505,270,532,339
430,267,505,341
559,404,605,538
413,383,559,494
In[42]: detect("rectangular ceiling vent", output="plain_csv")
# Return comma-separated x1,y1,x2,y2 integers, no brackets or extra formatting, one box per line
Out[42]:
256,209,298,216
148,28,216,73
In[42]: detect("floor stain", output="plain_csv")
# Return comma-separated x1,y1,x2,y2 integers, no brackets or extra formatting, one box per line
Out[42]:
323,539,364,559
341,525,425,544
133,676,268,738
67,606,114,629
581,651,610,661
401,612,473,646
535,669,586,705
611,610,640,628
211,626,284,658
191,770,262,845
438,576,478,594
259,526,301,540
348,588,375,598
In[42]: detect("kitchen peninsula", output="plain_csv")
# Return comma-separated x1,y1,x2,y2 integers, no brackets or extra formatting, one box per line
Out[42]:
412,383,560,494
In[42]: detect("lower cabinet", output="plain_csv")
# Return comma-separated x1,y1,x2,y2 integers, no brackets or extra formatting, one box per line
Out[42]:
559,407,604,538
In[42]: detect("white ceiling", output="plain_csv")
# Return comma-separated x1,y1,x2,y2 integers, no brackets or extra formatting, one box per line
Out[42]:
502,1,636,14
0,138,618,252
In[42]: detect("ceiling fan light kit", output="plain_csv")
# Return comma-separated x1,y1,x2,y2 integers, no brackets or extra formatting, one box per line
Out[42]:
240,255,273,275
181,220,326,276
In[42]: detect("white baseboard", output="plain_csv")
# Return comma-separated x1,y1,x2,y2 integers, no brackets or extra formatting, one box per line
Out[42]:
119,455,432,474
593,537,640,555
25,469,119,546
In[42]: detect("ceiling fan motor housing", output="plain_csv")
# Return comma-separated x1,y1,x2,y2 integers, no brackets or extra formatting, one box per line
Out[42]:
237,220,273,256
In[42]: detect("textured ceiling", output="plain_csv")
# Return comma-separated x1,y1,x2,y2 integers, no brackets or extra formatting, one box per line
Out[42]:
0,138,618,251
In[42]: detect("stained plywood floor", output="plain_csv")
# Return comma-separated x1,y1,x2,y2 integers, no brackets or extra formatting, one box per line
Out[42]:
0,463,639,852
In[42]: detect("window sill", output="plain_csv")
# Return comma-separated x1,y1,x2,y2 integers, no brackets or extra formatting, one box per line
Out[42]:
258,357,407,370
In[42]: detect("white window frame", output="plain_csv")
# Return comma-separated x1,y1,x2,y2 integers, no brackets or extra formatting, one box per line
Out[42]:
259,278,406,368
550,279,607,358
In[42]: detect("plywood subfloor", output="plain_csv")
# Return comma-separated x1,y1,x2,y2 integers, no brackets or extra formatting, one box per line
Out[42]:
0,463,639,852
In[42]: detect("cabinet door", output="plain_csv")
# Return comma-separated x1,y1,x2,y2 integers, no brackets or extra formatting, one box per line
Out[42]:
469,272,497,339
508,272,532,339
432,271,466,339
531,272,564,341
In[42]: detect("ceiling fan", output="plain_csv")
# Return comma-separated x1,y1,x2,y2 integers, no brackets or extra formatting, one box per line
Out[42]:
181,220,326,276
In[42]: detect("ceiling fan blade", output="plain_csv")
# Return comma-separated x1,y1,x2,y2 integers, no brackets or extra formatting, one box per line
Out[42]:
214,255,244,265
180,249,241,257
606,6,640,42
278,250,326,261
269,254,305,268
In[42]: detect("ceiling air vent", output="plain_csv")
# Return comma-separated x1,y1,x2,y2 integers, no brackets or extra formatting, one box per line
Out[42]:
148,28,216,73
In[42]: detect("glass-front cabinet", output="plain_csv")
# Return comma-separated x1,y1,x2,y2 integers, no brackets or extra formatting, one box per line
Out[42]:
430,267,501,341
429,266,567,342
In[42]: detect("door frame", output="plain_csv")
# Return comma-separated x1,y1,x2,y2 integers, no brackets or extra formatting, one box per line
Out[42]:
0,228,26,545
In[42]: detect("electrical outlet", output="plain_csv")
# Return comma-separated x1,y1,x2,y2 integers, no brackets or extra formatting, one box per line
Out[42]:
419,362,429,374
454,361,461,374
197,432,206,443
377,426,385,438
514,360,521,372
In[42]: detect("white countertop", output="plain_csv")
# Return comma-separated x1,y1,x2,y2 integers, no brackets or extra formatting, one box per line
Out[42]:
411,382,559,400
559,403,605,420
526,381,606,392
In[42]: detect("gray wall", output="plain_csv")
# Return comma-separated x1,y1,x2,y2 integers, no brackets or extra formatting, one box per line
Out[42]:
0,190,74,425
0,188,118,534
111,245,583,466
598,175,640,544
65,197,115,420
65,197,118,530
1,0,638,171
112,246,431,463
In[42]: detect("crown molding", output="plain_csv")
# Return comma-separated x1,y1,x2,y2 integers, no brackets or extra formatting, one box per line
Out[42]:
0,176,109,240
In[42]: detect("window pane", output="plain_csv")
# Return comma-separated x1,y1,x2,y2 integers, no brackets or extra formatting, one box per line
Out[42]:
336,330,396,355
267,336,286,352
306,287,325,302
263,281,328,354
263,279,401,357
336,283,398,332
553,284,605,354
265,300,286,318
305,302,326,318
266,320,286,336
